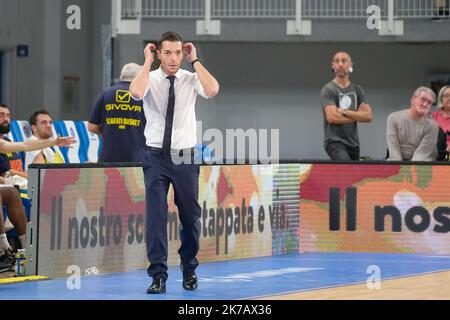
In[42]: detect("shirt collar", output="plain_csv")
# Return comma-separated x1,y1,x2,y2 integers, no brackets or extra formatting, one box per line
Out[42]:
158,67,182,80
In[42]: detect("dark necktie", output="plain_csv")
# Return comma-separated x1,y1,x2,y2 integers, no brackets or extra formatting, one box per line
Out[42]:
162,75,176,151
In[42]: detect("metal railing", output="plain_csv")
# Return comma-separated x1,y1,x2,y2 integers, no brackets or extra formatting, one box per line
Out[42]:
122,0,449,19
122,0,139,18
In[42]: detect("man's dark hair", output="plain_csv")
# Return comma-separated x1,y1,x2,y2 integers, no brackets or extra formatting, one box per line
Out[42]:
29,110,51,126
157,31,183,50
0,103,10,110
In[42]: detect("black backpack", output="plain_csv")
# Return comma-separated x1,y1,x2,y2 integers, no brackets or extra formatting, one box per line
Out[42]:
436,127,448,161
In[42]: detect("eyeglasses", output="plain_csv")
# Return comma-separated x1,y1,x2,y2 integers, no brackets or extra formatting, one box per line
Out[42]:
442,93,450,99
418,97,433,105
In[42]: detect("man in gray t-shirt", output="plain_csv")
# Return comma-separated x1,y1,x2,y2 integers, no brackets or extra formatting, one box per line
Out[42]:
321,52,373,160
387,87,439,161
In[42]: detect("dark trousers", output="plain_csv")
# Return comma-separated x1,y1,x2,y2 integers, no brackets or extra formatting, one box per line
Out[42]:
325,142,360,161
143,148,201,280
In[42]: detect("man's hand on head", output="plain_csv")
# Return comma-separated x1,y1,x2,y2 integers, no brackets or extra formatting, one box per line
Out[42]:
144,43,156,64
183,43,197,63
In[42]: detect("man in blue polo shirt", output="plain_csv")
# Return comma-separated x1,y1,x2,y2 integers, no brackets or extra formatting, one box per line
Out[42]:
88,63,146,162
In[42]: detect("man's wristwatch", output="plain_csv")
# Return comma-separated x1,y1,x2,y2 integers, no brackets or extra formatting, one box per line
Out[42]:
191,58,200,67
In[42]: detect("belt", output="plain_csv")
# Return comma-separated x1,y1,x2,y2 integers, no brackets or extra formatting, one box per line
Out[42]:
145,146,196,157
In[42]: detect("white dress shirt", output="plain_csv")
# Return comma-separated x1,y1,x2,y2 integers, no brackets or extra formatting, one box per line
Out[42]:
136,67,210,150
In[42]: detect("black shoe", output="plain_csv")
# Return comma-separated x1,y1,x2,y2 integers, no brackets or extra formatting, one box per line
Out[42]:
182,270,198,291
146,276,166,294
5,249,16,265
0,253,14,273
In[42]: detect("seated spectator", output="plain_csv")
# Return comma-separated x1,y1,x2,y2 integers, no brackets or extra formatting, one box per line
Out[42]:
0,203,15,272
0,185,27,261
0,120,75,271
432,85,450,153
24,110,65,171
386,87,439,161
0,104,28,179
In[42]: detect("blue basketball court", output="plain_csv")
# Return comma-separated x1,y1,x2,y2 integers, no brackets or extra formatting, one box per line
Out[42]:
2,252,450,300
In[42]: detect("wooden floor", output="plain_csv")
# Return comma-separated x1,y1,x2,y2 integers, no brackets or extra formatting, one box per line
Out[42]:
259,270,450,300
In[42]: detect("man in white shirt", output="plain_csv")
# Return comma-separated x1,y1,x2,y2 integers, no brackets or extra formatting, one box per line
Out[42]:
25,110,65,171
130,31,219,294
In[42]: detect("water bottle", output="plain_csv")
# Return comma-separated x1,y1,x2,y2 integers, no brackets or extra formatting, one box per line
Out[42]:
4,171,12,185
15,249,26,277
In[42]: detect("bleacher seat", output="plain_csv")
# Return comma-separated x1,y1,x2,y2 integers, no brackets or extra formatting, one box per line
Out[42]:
74,121,101,163
6,120,102,166
53,121,80,163
9,120,32,142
